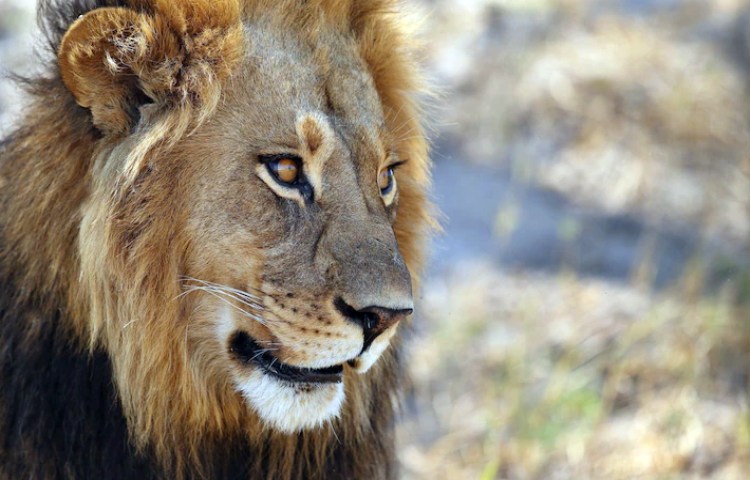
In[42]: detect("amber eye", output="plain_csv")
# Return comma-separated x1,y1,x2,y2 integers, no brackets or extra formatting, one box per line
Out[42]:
269,157,299,184
258,154,314,203
378,167,394,195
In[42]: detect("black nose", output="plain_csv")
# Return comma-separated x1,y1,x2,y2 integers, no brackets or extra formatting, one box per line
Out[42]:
334,298,413,352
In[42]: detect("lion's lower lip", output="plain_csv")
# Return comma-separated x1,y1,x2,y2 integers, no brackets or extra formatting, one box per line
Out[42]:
229,331,343,384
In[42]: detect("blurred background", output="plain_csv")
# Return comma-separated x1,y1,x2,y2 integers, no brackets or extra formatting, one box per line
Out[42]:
2,0,750,478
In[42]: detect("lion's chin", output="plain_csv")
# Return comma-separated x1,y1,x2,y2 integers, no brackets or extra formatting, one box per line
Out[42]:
234,370,345,433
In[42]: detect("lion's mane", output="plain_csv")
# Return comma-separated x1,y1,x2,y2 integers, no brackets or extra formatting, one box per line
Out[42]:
0,1,432,478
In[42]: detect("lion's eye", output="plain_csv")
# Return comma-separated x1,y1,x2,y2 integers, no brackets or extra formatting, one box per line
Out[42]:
268,157,300,184
258,154,314,204
378,167,394,195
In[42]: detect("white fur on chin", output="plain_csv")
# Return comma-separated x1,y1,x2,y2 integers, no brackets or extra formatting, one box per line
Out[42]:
235,370,345,433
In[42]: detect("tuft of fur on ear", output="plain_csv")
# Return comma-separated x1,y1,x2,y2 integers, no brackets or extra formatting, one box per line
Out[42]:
58,0,244,134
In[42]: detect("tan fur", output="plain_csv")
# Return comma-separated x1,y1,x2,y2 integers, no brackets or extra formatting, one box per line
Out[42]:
1,0,433,477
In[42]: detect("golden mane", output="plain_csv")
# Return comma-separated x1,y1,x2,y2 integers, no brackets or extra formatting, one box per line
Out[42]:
0,1,433,478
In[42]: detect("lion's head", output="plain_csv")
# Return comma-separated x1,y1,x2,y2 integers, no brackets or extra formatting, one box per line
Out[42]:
40,0,432,465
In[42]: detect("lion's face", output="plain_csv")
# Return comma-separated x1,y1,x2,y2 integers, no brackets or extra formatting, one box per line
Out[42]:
144,27,411,431
59,1,429,439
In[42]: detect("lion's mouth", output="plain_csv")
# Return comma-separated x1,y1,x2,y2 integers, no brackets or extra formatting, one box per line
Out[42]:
229,331,344,384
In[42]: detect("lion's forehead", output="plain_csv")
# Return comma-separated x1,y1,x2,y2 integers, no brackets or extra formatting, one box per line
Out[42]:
230,22,386,151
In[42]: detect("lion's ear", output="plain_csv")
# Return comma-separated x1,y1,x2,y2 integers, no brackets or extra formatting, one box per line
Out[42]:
58,8,165,133
58,3,243,134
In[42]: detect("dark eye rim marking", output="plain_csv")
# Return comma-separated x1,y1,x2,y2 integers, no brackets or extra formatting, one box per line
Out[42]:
258,153,314,204
379,160,407,197
379,168,394,195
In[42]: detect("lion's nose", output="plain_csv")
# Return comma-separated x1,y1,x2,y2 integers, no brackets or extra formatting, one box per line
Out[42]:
334,298,413,352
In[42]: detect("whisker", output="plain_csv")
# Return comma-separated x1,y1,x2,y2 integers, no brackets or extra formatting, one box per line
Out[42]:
180,276,268,299
179,277,251,297
177,277,270,324
182,286,269,326
196,285,265,312
249,347,278,363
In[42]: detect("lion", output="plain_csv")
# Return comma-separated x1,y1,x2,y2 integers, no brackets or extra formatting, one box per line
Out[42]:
0,0,433,478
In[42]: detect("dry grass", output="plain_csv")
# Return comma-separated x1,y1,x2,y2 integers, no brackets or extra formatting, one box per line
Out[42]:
399,265,750,479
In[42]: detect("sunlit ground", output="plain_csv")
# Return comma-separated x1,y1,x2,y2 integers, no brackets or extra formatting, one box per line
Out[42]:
401,266,749,478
